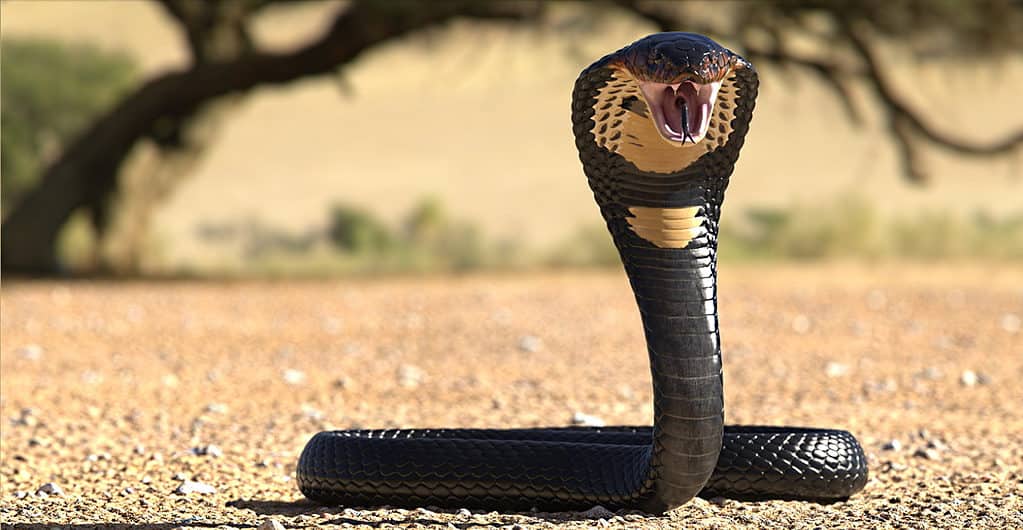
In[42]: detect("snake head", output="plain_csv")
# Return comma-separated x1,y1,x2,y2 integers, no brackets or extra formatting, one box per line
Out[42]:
579,32,756,174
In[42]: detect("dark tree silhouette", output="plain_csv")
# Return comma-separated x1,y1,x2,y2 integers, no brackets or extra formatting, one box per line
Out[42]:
3,0,1020,274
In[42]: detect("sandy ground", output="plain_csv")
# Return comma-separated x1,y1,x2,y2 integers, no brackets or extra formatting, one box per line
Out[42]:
1,264,1021,529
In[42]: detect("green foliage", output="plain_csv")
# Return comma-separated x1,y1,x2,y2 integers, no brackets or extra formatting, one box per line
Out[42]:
1,38,138,214
322,198,513,273
719,196,1023,262
202,196,1023,277
327,204,395,254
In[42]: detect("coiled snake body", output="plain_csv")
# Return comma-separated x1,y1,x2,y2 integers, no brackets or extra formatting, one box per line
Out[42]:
297,33,868,513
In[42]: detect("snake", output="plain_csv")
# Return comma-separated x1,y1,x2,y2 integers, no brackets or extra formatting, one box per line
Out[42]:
296,33,868,513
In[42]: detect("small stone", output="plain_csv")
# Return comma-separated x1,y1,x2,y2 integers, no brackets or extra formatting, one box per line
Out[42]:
791,314,811,334
17,344,43,361
518,335,542,353
141,475,152,484
258,519,286,530
571,412,605,427
133,444,146,455
881,439,902,451
596,519,610,528
161,374,179,388
914,448,941,460
204,403,229,415
193,444,222,457
457,508,472,517
14,408,38,427
960,370,978,387
825,362,849,378
172,472,188,480
14,490,28,499
397,365,425,388
282,369,307,385
37,482,63,496
300,404,324,421
1001,313,1021,334
580,505,614,519
122,487,135,495
175,480,216,495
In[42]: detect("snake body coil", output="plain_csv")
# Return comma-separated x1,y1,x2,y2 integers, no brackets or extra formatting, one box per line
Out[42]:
297,33,868,513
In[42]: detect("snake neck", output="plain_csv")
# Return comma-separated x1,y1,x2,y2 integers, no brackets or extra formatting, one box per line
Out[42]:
603,181,724,513
571,59,756,512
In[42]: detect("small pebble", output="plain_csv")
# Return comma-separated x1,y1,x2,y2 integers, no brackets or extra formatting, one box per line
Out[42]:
282,369,307,385
37,482,63,496
571,412,605,427
1001,313,1020,334
960,370,978,387
457,508,472,517
17,344,43,361
914,448,941,460
175,480,217,495
204,403,229,414
258,519,286,530
518,335,542,353
397,365,425,388
14,491,28,499
192,444,223,457
825,362,849,378
881,439,902,451
791,314,811,334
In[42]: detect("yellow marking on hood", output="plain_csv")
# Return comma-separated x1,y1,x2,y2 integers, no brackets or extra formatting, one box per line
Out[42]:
626,206,705,248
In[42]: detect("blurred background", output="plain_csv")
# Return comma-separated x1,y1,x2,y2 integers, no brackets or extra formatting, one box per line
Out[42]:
2,0,1021,277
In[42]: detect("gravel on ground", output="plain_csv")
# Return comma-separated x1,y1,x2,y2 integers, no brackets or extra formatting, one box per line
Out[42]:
1,264,1021,529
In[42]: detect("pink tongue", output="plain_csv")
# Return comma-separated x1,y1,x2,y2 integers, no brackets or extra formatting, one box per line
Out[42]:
672,82,711,137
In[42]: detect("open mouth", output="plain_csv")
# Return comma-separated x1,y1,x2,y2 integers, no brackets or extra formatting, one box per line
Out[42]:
638,79,722,145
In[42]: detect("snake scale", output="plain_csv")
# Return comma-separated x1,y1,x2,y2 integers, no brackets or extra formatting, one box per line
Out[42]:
297,33,868,513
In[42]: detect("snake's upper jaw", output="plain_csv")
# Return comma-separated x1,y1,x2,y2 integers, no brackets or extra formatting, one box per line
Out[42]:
638,79,721,145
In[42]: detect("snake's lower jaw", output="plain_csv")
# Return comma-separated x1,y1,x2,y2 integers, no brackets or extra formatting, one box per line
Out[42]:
639,79,722,144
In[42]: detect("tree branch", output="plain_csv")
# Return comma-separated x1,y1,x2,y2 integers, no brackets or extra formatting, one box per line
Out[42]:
0,1,539,273
844,20,1023,156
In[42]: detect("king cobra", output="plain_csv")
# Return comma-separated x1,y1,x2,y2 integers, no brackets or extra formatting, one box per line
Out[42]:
297,33,868,513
